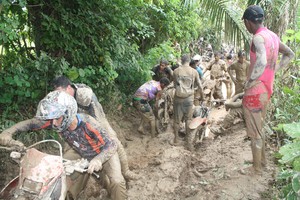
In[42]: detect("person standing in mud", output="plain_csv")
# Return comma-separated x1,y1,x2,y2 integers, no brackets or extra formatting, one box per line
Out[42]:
191,54,204,80
152,58,173,82
190,58,203,106
0,75,138,181
132,77,170,138
228,50,250,95
0,91,127,200
173,54,203,151
203,51,228,102
242,5,294,174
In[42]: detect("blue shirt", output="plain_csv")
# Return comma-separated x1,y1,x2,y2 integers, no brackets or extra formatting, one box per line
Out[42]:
196,66,204,79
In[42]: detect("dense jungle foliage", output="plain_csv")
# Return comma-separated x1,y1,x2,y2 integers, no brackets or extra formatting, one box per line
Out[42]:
0,0,299,198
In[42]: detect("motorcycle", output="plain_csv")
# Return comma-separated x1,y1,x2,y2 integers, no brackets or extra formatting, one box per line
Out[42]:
155,83,175,133
0,140,97,200
189,105,210,145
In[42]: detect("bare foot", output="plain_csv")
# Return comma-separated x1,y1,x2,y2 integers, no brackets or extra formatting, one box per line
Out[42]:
239,166,262,176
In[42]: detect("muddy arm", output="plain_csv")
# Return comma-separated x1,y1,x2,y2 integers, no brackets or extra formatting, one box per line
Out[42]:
89,97,106,121
0,118,49,146
276,41,295,72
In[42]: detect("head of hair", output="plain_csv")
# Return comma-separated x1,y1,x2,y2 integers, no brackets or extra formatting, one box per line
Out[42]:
52,75,72,89
159,77,170,86
214,51,222,57
189,59,196,67
160,58,169,65
171,63,180,71
226,54,233,60
181,54,190,65
237,50,245,57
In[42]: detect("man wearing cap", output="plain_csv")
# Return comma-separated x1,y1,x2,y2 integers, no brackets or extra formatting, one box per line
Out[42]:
192,54,204,80
191,54,204,106
242,5,294,174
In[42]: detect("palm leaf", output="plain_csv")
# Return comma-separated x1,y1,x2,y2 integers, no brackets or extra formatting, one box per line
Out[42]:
182,0,298,50
198,0,251,49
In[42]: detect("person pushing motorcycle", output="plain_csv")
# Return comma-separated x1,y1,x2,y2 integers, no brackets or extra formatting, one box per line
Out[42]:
0,75,138,181
0,91,127,200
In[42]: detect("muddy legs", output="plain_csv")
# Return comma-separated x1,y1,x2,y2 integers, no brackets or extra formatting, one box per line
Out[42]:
185,120,194,151
150,119,156,138
251,139,263,174
118,143,139,180
173,123,180,144
137,119,145,134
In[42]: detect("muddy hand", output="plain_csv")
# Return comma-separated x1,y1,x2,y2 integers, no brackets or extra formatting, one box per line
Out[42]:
0,132,24,147
87,157,102,174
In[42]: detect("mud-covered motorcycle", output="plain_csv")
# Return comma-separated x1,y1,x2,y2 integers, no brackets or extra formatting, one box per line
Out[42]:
189,105,210,145
155,83,175,134
0,140,96,200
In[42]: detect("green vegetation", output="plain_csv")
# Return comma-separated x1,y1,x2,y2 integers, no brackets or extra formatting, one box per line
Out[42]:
271,28,300,199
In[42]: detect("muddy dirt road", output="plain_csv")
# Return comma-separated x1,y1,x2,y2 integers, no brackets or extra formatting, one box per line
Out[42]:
0,105,277,200
111,105,277,200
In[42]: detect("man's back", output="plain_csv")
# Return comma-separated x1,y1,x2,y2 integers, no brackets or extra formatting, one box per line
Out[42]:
173,64,199,98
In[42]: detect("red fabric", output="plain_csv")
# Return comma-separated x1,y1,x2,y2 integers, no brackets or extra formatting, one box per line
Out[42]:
242,81,269,110
248,27,280,98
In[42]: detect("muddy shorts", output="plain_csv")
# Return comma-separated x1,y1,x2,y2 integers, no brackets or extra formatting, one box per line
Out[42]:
242,82,269,139
132,99,155,121
173,96,194,123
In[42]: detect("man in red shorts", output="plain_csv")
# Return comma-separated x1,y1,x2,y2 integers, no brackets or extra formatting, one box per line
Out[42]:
242,5,294,174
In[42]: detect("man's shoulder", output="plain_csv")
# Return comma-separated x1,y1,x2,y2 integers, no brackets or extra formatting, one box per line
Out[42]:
229,61,239,68
152,65,160,71
173,67,181,74
79,113,98,126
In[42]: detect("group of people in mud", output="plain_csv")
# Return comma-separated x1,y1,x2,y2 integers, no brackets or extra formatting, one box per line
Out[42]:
0,5,295,200
132,4,295,180
132,48,249,150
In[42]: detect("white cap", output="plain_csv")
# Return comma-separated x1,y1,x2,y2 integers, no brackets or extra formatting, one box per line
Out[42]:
192,54,201,61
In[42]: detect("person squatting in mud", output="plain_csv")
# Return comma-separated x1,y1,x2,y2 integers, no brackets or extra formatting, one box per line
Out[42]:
0,75,138,182
172,54,203,151
209,92,245,136
242,5,294,175
228,50,250,95
132,77,170,138
201,79,217,107
0,91,127,200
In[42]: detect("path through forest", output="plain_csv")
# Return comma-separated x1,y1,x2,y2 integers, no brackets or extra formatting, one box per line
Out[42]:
0,103,278,200
109,104,277,200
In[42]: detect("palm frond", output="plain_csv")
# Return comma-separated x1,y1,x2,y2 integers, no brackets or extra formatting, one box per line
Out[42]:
198,0,251,49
